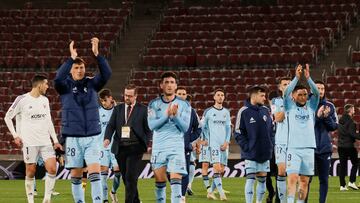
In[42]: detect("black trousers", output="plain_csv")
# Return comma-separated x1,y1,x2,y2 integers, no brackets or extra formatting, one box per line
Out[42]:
338,147,359,187
115,145,144,203
181,151,191,196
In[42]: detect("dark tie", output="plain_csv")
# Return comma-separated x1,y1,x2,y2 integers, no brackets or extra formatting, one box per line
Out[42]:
126,105,132,122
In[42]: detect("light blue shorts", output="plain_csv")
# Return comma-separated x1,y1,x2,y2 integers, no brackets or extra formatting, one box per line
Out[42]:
275,144,287,164
65,136,101,169
199,145,210,163
286,148,314,176
151,149,187,175
209,146,228,166
100,150,119,169
245,160,270,174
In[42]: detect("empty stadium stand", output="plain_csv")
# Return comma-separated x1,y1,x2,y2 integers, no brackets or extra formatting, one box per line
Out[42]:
0,1,134,71
141,0,359,67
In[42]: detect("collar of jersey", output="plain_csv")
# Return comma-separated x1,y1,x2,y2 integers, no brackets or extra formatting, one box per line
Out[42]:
161,95,177,103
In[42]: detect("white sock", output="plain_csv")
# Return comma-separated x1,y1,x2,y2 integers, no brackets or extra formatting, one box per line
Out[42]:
25,176,35,203
44,174,56,200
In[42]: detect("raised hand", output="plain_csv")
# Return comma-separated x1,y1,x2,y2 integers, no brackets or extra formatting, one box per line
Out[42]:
317,105,325,118
295,64,303,79
69,41,78,60
171,104,178,116
323,106,331,117
91,37,99,57
304,63,310,79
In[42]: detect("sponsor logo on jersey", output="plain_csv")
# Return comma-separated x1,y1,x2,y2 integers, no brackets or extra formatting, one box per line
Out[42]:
31,114,46,119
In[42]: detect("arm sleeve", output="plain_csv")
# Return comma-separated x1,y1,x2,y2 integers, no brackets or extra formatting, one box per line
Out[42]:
143,106,153,146
46,100,58,143
348,121,360,140
225,110,231,143
4,96,22,138
172,103,191,133
201,112,210,141
91,56,112,91
54,58,73,94
147,102,169,131
308,77,320,111
234,108,248,152
283,77,298,111
104,107,117,141
189,109,201,142
323,104,338,131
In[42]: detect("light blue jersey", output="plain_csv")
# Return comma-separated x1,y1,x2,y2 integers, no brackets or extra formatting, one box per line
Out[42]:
148,95,191,152
272,97,288,145
98,106,114,150
202,106,231,147
284,77,320,149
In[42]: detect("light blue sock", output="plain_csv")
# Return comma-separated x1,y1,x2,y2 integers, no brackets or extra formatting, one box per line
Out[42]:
111,171,121,194
89,172,102,203
245,174,255,203
101,171,108,200
277,176,287,201
297,200,305,203
155,182,166,203
188,164,195,186
202,175,210,190
213,173,224,196
256,176,266,202
71,177,85,203
287,195,295,203
170,178,182,203
210,179,216,192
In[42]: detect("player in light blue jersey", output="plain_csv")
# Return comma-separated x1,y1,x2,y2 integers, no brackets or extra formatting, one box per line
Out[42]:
98,89,121,203
271,77,291,202
148,71,191,203
284,64,320,203
201,89,231,201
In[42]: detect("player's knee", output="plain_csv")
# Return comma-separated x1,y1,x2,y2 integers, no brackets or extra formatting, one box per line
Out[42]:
26,164,36,176
278,165,286,176
46,166,56,175
287,175,297,184
87,163,101,173
246,173,256,180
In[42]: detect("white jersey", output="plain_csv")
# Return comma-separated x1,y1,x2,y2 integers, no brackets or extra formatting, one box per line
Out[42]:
4,93,58,147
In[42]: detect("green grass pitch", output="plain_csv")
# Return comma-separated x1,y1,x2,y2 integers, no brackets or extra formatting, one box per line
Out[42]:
0,177,360,202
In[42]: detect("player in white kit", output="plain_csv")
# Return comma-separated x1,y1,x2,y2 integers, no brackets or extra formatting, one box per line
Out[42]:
4,75,62,203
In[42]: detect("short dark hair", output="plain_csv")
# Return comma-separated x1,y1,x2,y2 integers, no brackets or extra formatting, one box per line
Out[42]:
186,94,192,102
176,86,187,92
214,88,225,96
344,104,354,114
98,88,112,100
125,83,137,94
73,57,86,65
160,71,178,83
268,91,278,101
249,86,266,97
32,75,47,87
293,84,307,93
278,77,291,84
314,80,325,85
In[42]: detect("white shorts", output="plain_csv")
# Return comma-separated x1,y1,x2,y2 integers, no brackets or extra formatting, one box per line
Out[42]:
22,145,55,164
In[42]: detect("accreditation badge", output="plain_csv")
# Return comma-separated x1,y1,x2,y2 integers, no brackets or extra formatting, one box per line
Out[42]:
121,126,131,138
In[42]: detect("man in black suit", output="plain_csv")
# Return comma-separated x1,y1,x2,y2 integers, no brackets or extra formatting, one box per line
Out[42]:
104,84,152,203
